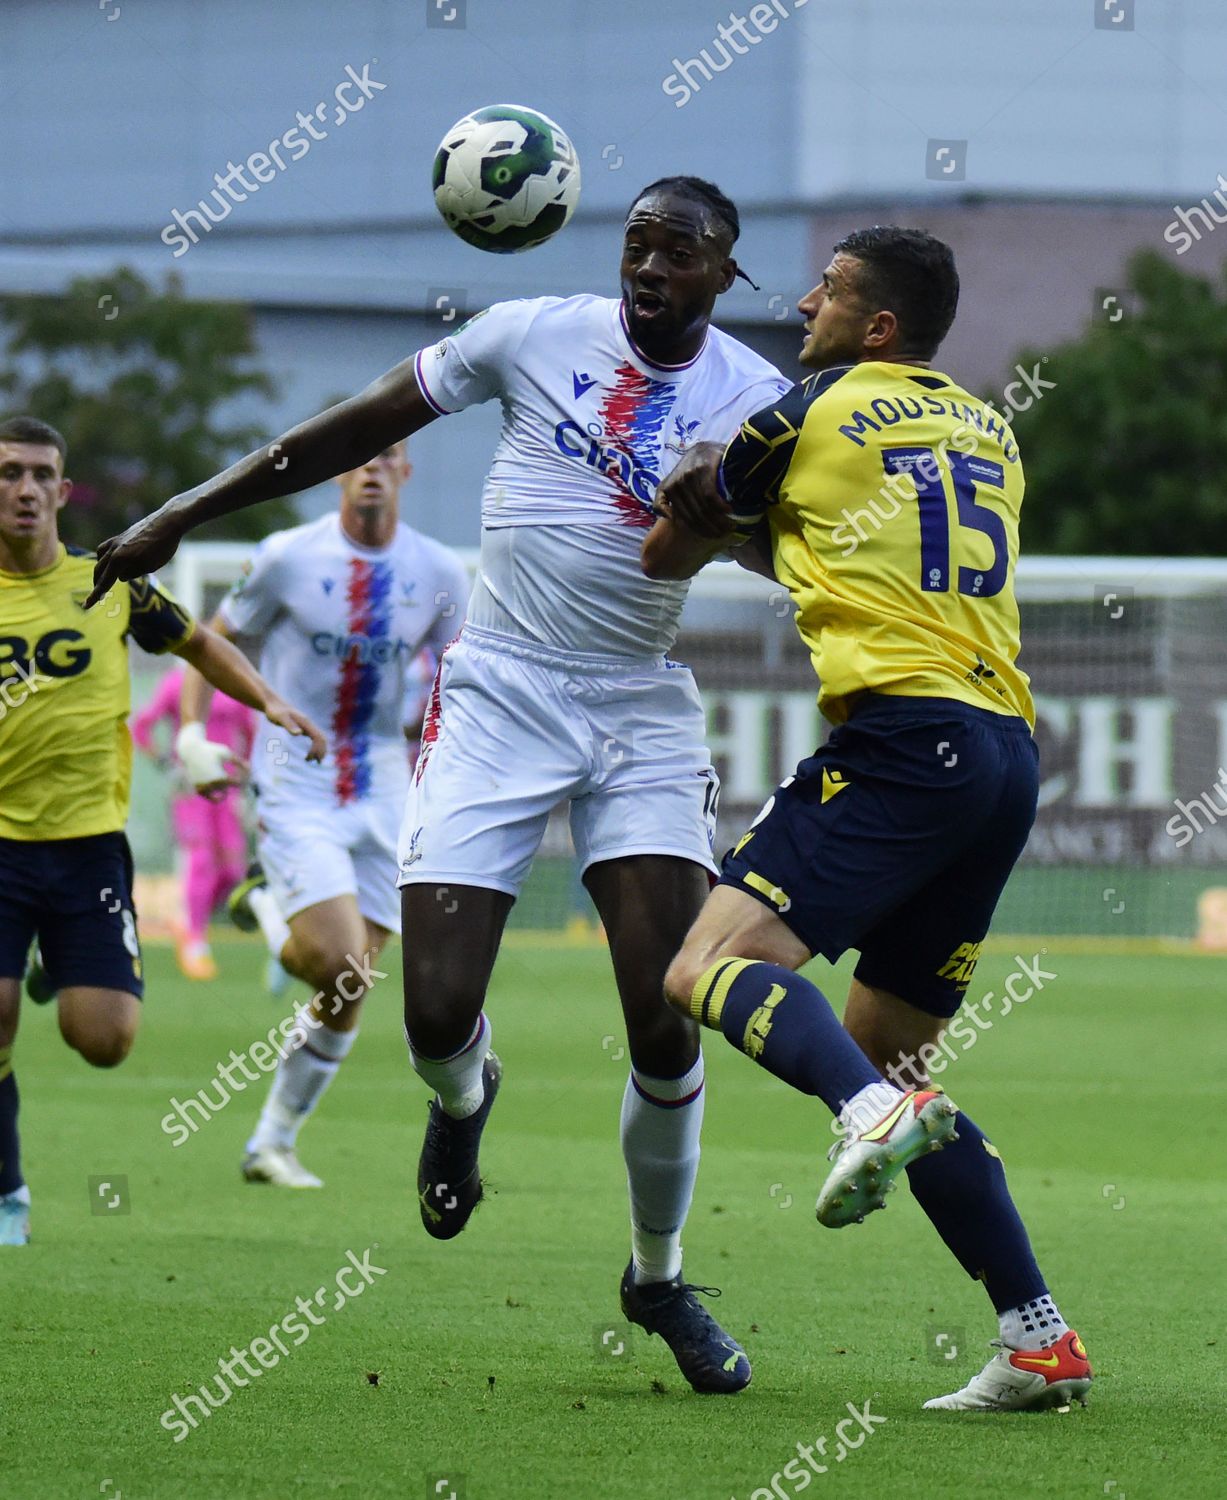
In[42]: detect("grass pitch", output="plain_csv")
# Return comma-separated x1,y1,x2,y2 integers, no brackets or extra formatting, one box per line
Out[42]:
1,939,1222,1498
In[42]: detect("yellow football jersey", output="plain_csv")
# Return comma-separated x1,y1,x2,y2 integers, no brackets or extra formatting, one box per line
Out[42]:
720,360,1033,727
0,544,194,840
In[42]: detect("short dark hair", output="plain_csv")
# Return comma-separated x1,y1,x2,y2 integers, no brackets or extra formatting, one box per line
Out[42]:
0,415,67,463
832,227,959,359
628,175,740,251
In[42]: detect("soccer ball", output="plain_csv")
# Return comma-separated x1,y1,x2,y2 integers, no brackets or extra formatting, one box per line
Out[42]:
432,104,581,254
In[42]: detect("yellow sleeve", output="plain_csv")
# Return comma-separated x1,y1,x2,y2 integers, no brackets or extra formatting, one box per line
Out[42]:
718,368,849,529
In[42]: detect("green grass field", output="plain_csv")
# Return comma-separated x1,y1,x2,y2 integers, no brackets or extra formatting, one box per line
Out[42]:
2,939,1223,1499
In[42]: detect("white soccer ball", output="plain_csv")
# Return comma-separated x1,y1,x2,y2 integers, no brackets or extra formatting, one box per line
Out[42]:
432,104,581,254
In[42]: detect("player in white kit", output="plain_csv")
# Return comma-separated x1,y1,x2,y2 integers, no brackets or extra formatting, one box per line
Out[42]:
180,443,468,1187
89,177,789,1393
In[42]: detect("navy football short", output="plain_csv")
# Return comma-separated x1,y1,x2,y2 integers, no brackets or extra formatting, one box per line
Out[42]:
0,832,145,998
718,694,1039,1019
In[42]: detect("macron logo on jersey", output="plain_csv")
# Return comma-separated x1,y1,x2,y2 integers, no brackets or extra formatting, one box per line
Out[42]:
572,371,598,398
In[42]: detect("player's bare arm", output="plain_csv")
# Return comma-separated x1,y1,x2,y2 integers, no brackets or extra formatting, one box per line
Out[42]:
178,611,233,730
173,619,326,796
86,359,439,606
640,515,725,581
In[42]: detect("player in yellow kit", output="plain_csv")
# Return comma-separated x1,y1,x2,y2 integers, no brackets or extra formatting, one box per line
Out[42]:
0,415,325,1245
724,359,1032,727
641,229,1091,1412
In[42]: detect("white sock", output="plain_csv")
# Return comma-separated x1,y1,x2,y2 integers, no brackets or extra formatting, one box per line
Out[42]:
249,886,291,961
839,1079,904,1137
247,1009,356,1153
998,1294,1069,1350
409,1014,491,1120
0,1183,30,1206
621,1054,705,1285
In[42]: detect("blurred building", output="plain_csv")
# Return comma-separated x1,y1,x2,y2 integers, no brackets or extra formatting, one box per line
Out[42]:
1,0,1225,542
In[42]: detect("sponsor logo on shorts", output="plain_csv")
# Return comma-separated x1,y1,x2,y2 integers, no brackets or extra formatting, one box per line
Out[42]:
935,940,983,990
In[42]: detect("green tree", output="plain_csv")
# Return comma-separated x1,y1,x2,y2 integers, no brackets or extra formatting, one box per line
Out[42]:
0,265,295,545
1002,249,1227,555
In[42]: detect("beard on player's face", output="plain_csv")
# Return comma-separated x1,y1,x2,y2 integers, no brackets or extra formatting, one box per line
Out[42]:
619,203,729,356
622,288,713,354
799,292,880,370
800,322,864,370
798,256,879,370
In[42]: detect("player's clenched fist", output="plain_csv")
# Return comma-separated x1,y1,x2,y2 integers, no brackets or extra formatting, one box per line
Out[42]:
655,440,734,539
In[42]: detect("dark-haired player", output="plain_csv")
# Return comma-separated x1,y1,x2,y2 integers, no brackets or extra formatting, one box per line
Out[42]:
0,415,325,1246
644,228,1092,1412
86,177,791,1392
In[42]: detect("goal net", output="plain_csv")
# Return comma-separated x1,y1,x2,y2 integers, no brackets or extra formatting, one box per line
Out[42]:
127,545,1227,947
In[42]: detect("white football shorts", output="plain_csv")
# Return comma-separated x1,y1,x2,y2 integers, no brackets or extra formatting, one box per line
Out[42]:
397,624,720,898
255,787,403,934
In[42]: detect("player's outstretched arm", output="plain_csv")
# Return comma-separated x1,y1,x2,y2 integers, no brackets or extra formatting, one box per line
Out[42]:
173,621,326,796
86,357,440,607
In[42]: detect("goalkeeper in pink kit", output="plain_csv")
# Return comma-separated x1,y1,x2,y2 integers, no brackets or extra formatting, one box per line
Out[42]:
130,665,255,980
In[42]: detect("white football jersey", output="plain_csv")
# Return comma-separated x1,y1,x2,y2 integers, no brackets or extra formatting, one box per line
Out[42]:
219,512,469,804
414,294,790,657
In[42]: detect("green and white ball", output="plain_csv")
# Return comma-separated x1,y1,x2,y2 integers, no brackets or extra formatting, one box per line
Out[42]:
432,104,581,253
